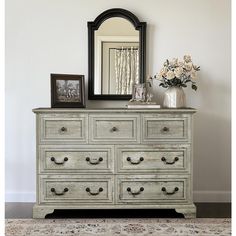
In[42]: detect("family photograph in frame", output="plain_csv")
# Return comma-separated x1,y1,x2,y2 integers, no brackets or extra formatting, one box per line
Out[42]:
51,74,85,108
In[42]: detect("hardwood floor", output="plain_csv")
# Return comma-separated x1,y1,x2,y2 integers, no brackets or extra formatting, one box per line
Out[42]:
5,203,231,219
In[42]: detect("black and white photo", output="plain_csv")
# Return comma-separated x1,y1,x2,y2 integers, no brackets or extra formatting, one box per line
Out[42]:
51,74,85,108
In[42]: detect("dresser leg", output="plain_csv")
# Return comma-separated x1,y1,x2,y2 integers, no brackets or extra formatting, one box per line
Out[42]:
33,205,55,219
175,204,196,218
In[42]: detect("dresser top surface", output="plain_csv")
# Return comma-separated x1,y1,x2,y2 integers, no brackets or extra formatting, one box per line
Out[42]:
33,107,196,113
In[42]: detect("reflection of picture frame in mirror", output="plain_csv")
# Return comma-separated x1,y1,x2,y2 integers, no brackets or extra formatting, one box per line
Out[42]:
131,83,146,102
51,74,85,108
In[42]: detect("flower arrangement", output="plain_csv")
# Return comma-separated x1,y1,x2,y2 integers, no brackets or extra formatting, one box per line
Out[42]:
153,55,200,90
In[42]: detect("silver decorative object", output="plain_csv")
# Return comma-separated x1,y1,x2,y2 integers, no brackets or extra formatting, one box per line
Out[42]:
163,86,186,108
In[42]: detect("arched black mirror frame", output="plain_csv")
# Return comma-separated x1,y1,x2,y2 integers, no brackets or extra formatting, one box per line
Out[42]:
88,8,146,100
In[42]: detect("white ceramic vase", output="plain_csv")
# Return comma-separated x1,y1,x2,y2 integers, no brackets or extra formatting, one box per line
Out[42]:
163,86,186,108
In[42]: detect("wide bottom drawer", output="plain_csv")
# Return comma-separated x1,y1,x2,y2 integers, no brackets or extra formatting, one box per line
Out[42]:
39,175,114,204
117,175,189,203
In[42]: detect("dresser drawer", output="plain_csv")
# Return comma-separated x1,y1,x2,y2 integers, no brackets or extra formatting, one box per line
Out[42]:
39,175,114,204
39,145,114,173
89,114,140,144
142,115,190,143
38,114,88,144
117,176,188,203
116,145,190,173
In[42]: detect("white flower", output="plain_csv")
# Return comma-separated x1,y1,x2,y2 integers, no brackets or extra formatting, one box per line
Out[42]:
183,55,192,63
160,67,168,75
184,62,193,71
178,61,184,67
190,70,197,79
156,73,162,80
166,70,175,80
156,67,168,80
170,58,178,67
174,67,183,78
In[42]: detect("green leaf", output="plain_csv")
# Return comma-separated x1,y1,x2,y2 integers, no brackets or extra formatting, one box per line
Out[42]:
192,84,197,91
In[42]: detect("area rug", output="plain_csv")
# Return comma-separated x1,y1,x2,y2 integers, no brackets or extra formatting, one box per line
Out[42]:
5,218,231,236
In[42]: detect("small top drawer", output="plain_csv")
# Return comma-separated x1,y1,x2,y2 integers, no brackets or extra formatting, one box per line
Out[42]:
38,114,88,144
89,114,140,144
142,115,190,143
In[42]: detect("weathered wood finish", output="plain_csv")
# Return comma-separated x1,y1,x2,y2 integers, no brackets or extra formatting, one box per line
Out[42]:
39,113,88,144
33,108,196,218
39,145,114,173
89,114,140,144
39,175,113,204
116,145,190,173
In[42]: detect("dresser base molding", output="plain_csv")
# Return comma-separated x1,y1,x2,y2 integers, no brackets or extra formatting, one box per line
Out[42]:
33,203,196,219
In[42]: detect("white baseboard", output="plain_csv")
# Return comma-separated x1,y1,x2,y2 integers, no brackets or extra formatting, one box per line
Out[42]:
5,192,36,202
193,190,231,202
5,191,231,203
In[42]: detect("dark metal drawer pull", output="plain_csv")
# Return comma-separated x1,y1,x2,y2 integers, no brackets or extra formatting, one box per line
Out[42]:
111,127,118,132
85,157,103,165
51,187,68,195
51,157,68,165
161,157,179,165
162,127,170,132
127,187,144,195
60,127,67,132
127,157,144,165
86,187,103,195
161,187,179,195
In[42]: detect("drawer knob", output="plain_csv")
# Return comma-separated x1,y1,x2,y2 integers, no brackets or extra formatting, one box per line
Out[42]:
127,187,144,195
51,187,68,195
161,156,179,165
111,127,118,132
161,187,179,195
51,157,68,164
60,127,67,132
162,127,170,132
127,157,144,165
85,157,103,165
86,187,103,195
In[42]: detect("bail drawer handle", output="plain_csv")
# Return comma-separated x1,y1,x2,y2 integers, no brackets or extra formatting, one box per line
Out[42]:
51,187,68,195
127,157,144,165
51,157,68,165
161,187,179,195
127,187,144,195
86,157,103,165
161,157,179,165
86,187,103,195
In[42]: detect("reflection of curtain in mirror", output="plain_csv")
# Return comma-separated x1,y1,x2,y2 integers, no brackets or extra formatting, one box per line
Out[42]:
114,47,139,94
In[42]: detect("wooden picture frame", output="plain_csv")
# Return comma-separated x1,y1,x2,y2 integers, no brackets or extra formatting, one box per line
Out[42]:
51,74,85,108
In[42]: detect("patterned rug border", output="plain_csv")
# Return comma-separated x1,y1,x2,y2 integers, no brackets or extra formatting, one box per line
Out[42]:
5,218,231,236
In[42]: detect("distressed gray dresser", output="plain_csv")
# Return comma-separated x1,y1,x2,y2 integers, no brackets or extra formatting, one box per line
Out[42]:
32,108,196,218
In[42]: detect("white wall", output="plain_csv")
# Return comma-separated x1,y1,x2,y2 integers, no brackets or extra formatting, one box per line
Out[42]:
5,0,231,202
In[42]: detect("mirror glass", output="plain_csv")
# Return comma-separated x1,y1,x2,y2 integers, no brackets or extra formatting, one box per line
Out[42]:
94,17,139,95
